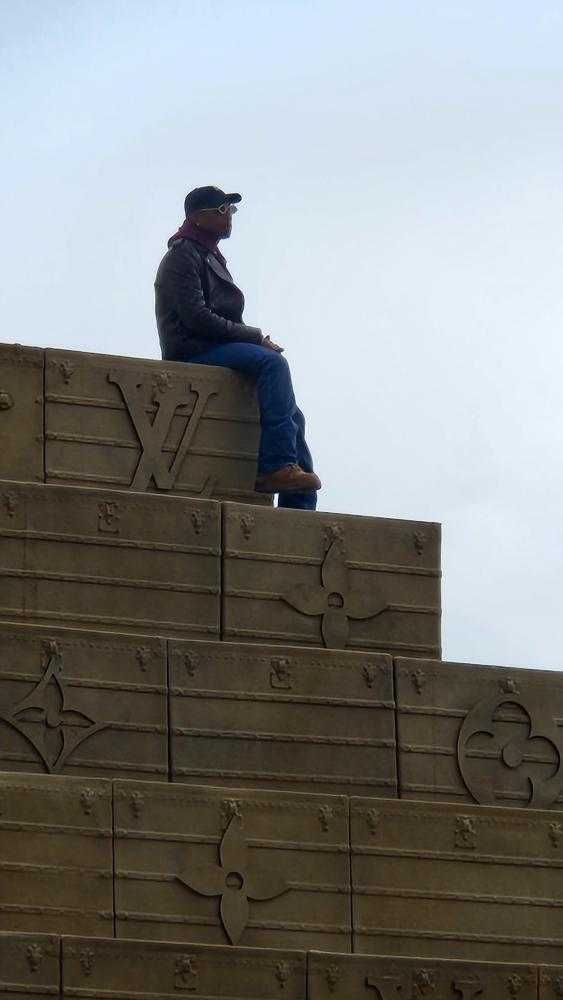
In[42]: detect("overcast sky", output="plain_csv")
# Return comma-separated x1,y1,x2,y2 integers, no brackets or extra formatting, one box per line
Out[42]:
2,0,563,669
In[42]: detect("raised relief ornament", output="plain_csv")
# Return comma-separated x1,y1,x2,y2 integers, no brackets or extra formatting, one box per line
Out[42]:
109,369,216,492
179,814,289,944
283,536,386,649
0,640,106,773
457,687,562,808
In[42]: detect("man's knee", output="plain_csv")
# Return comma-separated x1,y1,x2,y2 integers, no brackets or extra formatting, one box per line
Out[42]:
261,350,290,374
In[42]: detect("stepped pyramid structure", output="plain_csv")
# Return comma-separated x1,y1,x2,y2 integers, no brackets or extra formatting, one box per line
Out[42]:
0,340,562,998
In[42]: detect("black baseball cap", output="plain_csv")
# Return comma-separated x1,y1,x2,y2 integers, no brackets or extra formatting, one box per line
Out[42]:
184,186,242,216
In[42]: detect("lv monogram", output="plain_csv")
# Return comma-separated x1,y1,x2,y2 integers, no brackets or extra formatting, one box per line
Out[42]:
109,369,217,491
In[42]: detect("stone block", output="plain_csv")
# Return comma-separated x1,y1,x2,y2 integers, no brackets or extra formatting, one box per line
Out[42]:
44,347,270,503
222,505,441,656
114,780,351,951
62,936,306,1000
0,932,59,1000
169,639,396,797
540,966,563,998
0,344,43,484
0,772,112,936
0,481,220,638
308,951,537,999
0,623,167,780
351,796,563,963
396,656,563,809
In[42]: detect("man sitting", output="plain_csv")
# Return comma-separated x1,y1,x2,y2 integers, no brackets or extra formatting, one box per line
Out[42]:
155,185,321,510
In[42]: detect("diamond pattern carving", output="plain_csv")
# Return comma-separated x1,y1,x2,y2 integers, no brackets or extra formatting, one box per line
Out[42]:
0,640,107,773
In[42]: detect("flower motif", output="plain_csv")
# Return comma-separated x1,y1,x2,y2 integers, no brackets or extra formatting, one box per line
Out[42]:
458,691,562,808
1,642,106,773
26,944,43,972
412,969,436,995
282,540,387,649
178,816,289,944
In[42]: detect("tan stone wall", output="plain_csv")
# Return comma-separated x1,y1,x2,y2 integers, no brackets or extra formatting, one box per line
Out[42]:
0,343,270,505
6,930,563,997
1,771,563,962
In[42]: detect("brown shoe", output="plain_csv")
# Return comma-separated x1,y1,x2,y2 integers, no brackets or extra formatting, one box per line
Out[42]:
255,463,322,493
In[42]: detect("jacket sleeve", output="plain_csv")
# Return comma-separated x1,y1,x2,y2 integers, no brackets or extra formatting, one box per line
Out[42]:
161,244,263,345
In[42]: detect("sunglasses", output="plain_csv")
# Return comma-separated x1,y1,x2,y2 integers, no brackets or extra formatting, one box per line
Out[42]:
200,203,238,215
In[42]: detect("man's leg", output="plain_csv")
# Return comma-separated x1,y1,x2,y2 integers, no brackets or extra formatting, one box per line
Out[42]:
187,342,299,472
278,407,318,510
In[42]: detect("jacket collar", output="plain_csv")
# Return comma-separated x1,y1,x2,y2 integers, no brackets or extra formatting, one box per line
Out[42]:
205,251,234,284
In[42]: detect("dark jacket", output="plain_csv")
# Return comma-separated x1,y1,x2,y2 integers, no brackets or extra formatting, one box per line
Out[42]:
155,237,263,360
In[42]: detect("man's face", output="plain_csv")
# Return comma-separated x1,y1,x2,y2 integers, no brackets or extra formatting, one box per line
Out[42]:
191,204,235,239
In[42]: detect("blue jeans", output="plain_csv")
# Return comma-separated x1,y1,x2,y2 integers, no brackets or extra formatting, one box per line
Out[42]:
188,342,317,510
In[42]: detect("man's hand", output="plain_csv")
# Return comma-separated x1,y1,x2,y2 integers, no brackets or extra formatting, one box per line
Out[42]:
262,334,284,353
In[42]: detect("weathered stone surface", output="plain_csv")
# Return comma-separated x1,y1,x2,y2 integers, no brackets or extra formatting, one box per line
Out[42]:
540,966,563,998
351,796,563,963
169,639,396,797
62,936,306,1000
222,505,441,656
0,624,167,780
396,656,563,809
308,951,537,999
0,772,112,935
114,780,351,951
0,932,59,1000
44,347,271,503
0,481,220,638
0,344,43,484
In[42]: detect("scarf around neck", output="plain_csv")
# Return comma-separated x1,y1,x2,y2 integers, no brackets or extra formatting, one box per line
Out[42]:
167,219,227,266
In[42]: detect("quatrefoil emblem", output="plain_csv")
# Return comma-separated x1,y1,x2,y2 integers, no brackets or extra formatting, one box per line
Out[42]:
457,690,562,808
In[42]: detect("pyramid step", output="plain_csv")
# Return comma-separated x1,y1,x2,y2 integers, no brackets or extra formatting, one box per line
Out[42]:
221,503,441,658
0,771,113,938
0,624,396,795
395,655,563,811
62,936,306,999
308,950,539,998
0,482,441,657
2,625,562,809
0,930,551,999
0,622,168,781
0,480,220,638
351,795,563,965
112,779,350,953
169,638,395,797
2,771,563,964
0,342,271,505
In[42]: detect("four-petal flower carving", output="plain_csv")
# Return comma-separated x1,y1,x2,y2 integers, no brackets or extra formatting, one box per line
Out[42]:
282,540,387,649
1,643,106,773
178,816,289,944
458,691,562,808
